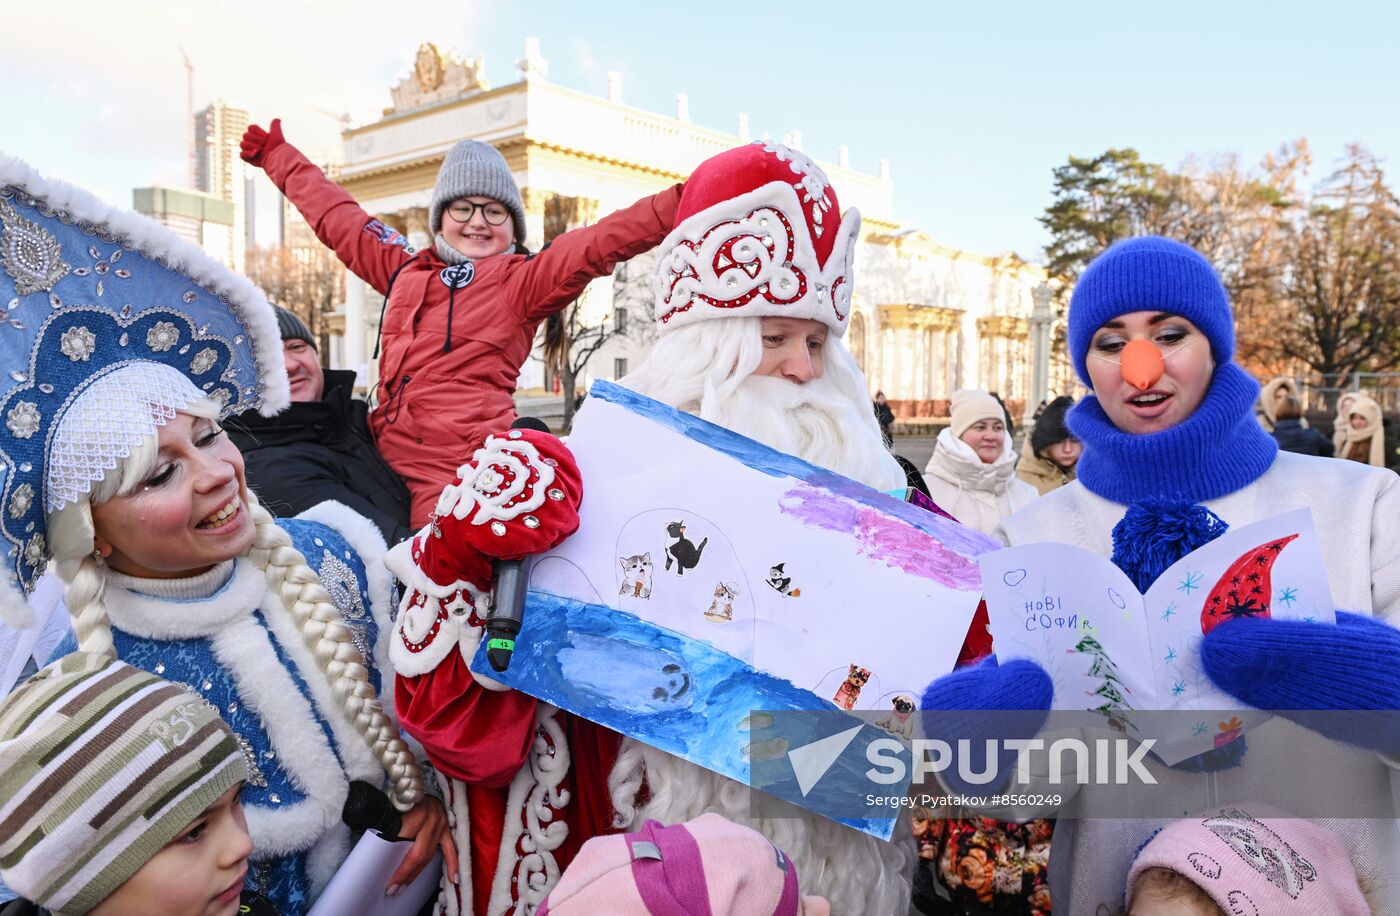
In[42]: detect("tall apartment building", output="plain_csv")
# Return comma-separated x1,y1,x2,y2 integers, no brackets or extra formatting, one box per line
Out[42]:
194,100,250,272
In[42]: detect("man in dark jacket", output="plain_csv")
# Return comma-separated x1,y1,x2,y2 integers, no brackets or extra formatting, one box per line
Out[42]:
227,307,413,544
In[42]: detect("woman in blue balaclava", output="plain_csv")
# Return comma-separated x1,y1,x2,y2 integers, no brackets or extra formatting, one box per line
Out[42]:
921,237,1400,913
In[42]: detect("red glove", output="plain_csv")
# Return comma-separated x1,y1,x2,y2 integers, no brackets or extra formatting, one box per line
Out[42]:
414,428,584,588
240,118,286,167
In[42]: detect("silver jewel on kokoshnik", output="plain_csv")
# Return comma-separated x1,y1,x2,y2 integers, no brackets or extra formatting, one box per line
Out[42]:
440,262,475,289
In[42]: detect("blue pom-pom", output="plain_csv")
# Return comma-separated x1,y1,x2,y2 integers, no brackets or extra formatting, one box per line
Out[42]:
1111,499,1228,592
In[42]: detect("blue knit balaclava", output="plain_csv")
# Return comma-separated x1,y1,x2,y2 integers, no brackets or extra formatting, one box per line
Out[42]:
1065,236,1278,505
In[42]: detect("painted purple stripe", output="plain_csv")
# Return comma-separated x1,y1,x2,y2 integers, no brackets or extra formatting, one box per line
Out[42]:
779,484,985,590
587,380,997,557
628,820,712,916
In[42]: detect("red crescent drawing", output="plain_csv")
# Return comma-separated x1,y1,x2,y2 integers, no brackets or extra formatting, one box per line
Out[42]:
1199,534,1299,635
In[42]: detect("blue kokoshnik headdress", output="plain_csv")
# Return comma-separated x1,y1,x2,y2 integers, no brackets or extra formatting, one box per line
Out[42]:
0,153,288,627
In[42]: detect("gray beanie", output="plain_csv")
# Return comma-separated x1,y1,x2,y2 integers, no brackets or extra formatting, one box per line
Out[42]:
274,305,317,350
429,140,527,243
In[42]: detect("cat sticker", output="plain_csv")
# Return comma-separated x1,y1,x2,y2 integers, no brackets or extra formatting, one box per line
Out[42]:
832,664,871,710
618,552,653,598
875,695,916,740
664,520,708,575
704,581,740,622
766,563,801,597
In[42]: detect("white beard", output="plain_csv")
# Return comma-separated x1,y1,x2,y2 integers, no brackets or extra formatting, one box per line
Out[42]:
700,374,884,483
698,379,905,495
613,332,914,913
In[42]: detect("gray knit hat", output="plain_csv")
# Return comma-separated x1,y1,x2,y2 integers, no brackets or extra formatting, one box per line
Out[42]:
273,305,317,350
0,653,249,914
429,140,526,243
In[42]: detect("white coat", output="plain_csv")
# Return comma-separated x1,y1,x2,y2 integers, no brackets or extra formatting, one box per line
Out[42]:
923,427,1038,535
993,451,1400,914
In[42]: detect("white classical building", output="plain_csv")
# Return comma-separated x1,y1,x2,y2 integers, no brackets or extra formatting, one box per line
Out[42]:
326,40,1066,419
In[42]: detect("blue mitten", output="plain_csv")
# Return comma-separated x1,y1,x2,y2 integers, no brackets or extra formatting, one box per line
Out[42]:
921,657,1054,793
1201,611,1400,754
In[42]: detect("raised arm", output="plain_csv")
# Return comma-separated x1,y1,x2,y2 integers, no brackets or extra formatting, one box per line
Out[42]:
242,119,416,295
508,184,683,322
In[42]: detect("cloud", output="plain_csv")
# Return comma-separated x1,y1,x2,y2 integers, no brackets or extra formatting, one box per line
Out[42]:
0,0,497,198
572,36,599,78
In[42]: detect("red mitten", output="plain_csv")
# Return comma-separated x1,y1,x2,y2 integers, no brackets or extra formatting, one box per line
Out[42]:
239,118,286,167
424,428,583,572
387,429,583,681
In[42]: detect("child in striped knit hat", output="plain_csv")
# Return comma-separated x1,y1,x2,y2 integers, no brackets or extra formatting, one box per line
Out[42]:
0,653,253,916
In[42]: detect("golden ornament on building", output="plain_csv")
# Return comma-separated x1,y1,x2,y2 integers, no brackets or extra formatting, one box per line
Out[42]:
415,42,444,92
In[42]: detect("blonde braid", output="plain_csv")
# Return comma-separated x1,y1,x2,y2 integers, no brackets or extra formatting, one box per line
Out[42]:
56,553,116,658
245,492,423,809
47,500,116,658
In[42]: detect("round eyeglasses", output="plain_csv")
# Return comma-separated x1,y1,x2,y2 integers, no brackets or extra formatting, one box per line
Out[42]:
445,200,511,226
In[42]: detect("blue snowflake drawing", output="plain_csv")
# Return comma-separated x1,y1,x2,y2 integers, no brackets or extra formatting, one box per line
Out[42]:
1304,615,1316,623
1164,647,1178,664
1277,586,1299,609
1177,572,1203,595
1192,722,1208,736
1172,680,1187,697
1161,603,1177,621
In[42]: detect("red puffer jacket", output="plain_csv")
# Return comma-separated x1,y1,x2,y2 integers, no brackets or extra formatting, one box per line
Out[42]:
259,142,682,525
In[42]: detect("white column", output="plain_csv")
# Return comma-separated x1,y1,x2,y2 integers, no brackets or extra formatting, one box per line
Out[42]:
344,272,368,384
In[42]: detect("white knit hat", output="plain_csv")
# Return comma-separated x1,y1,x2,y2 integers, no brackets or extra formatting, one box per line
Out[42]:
950,389,1005,439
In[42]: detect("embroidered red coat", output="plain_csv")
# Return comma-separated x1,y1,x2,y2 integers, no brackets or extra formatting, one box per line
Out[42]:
258,142,682,526
387,429,619,916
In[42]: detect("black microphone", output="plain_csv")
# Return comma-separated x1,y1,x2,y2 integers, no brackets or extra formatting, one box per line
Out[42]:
485,416,551,672
341,779,403,840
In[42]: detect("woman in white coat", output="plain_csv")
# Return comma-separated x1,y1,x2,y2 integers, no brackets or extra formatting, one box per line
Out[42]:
922,237,1400,914
923,389,1038,534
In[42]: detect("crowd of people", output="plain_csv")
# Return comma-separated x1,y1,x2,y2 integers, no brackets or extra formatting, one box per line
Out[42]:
0,120,1395,916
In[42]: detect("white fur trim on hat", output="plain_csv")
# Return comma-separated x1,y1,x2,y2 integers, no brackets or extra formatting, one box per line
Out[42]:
652,181,859,337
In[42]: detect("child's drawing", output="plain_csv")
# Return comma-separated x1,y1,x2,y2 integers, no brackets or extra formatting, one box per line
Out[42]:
980,509,1333,765
618,552,654,598
832,664,872,710
704,582,739,622
874,694,917,740
766,562,802,597
478,380,996,840
664,520,707,575
1200,534,1298,633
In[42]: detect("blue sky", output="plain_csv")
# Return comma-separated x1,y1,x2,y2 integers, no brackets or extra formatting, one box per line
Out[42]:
3,0,1396,262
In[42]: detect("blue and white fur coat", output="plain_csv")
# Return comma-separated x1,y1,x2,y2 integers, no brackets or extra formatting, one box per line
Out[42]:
52,502,399,916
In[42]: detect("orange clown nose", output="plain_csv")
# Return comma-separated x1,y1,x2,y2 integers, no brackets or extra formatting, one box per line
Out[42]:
1120,339,1165,390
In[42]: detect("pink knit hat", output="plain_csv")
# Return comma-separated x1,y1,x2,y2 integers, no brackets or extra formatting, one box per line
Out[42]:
1126,805,1368,915
537,814,831,916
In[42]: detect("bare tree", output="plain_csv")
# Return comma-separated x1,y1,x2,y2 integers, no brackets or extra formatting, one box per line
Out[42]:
245,243,343,353
1273,146,1400,377
538,194,655,429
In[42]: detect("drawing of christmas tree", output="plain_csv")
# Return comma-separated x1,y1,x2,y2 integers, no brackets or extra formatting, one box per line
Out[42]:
1070,629,1138,733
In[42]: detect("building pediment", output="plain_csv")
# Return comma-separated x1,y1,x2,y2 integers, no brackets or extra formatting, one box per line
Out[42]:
386,42,489,114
